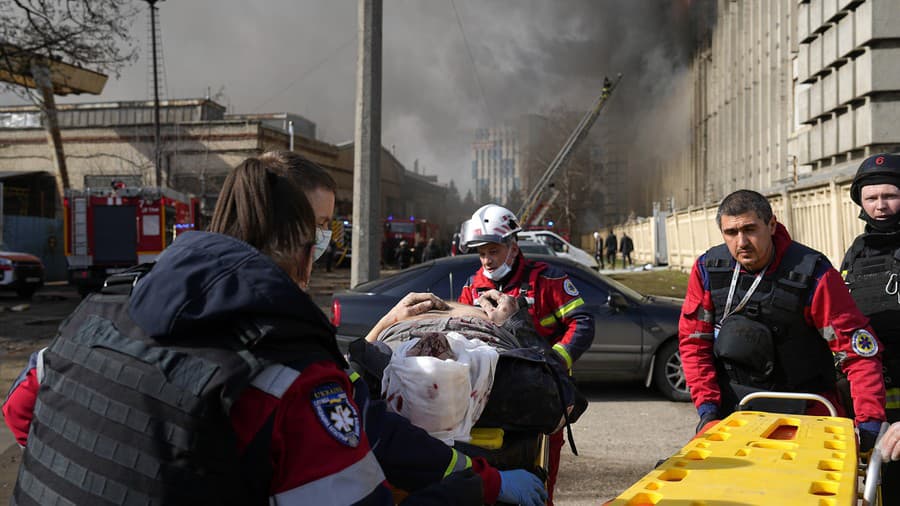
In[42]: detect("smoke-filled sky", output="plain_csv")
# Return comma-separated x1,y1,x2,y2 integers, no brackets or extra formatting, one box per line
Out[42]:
1,0,712,197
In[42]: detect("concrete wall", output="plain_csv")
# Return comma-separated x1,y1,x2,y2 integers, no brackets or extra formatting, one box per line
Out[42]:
796,0,900,168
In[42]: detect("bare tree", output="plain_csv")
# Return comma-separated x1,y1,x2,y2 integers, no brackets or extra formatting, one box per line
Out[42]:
0,1,139,199
0,0,139,90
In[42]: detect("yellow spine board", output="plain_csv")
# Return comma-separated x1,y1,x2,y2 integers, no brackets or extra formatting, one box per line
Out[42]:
609,411,858,505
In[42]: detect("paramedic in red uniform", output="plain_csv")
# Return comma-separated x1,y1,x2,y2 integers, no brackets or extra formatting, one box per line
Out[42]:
457,204,595,505
679,189,885,448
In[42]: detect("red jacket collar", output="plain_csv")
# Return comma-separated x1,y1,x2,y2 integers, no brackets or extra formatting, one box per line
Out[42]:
764,222,793,273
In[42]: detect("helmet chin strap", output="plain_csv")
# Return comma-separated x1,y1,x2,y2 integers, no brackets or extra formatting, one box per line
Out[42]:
860,209,900,233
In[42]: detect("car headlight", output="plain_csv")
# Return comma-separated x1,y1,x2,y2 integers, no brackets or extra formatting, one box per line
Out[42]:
0,258,12,271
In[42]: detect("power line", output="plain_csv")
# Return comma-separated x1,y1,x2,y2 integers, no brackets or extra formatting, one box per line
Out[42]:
253,37,356,112
448,0,490,119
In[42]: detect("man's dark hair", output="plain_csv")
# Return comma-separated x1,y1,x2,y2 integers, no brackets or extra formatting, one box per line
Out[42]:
716,190,773,228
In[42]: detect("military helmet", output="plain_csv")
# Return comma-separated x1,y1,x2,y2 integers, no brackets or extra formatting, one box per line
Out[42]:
850,153,900,205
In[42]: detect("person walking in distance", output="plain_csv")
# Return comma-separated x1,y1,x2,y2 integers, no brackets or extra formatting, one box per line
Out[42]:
593,231,605,269
605,229,618,269
620,232,634,267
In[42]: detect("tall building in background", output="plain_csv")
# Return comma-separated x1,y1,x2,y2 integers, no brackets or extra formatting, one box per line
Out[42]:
471,114,549,206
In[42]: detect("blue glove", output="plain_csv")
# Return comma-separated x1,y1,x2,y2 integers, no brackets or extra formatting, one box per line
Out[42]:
858,421,882,453
498,469,547,506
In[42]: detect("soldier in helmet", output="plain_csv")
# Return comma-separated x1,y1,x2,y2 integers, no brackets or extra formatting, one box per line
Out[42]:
458,204,595,505
841,153,900,502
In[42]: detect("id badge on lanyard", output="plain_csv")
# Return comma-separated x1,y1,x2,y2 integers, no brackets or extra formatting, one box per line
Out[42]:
715,260,768,340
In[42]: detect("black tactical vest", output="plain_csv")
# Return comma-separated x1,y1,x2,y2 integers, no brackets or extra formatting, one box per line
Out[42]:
843,235,900,350
705,242,836,394
12,268,326,506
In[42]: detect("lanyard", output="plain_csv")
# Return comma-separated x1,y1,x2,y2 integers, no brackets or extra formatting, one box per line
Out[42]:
719,260,768,326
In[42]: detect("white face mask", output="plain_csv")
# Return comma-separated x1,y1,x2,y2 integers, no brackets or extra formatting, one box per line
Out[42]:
483,247,513,281
313,228,332,261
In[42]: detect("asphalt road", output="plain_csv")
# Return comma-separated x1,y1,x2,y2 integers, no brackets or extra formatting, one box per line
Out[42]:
0,268,698,504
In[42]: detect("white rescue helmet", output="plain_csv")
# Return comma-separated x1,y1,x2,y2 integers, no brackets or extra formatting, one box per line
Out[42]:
593,231,600,239
460,204,521,251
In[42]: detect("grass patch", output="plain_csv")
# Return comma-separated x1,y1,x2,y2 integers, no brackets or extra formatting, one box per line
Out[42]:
608,269,689,298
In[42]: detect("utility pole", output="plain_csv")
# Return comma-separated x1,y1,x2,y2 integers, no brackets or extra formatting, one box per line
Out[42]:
351,0,382,287
146,0,164,187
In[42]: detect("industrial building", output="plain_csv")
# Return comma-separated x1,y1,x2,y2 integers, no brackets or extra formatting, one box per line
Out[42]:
686,0,900,206
0,98,449,221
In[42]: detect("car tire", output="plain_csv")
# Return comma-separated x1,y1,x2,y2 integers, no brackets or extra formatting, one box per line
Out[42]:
653,339,691,402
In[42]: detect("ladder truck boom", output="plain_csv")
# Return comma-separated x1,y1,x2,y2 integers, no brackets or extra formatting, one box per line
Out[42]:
518,74,622,226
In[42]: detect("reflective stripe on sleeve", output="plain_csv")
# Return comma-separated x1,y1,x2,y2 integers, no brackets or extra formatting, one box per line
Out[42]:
697,308,714,324
250,364,300,399
552,343,573,370
887,387,900,410
270,450,386,506
443,448,472,477
540,298,586,327
819,326,837,342
688,332,714,341
555,298,585,319
36,348,46,383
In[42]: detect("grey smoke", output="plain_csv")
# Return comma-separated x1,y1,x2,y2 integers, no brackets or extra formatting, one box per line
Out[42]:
1,0,713,207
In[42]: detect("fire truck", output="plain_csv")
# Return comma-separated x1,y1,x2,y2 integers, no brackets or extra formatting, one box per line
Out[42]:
384,216,440,262
64,185,198,295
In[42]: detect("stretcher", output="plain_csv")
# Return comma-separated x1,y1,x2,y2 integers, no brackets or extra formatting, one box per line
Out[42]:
608,392,888,506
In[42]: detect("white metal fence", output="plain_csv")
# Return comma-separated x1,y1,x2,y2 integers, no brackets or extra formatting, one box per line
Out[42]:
595,180,865,271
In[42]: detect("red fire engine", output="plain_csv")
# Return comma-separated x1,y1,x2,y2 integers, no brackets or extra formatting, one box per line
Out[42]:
64,185,198,295
383,216,440,259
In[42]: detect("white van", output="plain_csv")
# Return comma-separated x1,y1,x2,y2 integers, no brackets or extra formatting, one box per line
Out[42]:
517,230,598,269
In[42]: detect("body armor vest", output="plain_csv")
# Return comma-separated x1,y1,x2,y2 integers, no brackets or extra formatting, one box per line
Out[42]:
705,242,836,395
13,268,327,506
843,235,900,351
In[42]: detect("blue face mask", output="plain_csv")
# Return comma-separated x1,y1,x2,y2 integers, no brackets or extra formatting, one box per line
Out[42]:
313,228,332,261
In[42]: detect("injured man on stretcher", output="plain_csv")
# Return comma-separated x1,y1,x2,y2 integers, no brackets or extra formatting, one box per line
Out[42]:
349,290,586,451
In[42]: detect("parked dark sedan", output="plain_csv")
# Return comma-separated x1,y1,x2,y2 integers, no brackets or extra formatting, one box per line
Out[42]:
331,254,689,401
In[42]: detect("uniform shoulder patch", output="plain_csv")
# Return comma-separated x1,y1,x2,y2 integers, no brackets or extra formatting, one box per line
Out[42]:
563,278,579,297
311,382,360,447
851,329,879,358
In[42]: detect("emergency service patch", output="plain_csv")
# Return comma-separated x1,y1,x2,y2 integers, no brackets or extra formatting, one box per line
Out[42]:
563,279,579,297
312,383,360,447
851,329,879,358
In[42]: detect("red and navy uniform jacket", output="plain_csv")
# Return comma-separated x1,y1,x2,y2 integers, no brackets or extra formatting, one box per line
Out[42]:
678,223,886,425
3,351,501,504
4,351,392,505
458,253,595,370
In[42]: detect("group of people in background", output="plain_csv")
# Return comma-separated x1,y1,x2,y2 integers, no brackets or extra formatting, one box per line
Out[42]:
392,237,445,269
592,229,634,270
